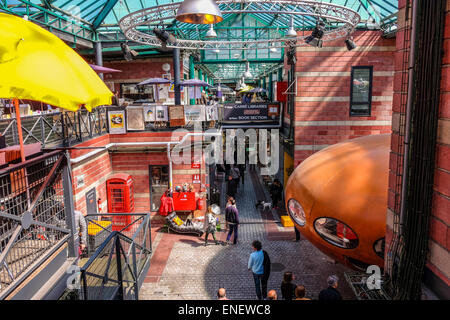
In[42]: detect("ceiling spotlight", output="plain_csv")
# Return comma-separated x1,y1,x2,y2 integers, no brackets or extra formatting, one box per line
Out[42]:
120,43,139,61
233,53,240,58
286,17,297,38
153,28,177,45
205,24,218,38
345,37,356,51
212,46,220,53
305,21,325,48
176,0,223,24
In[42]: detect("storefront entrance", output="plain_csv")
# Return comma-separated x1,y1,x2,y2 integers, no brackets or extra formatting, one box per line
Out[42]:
149,165,169,212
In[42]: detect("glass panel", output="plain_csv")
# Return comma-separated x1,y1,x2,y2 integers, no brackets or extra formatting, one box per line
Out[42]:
314,217,359,249
287,198,306,226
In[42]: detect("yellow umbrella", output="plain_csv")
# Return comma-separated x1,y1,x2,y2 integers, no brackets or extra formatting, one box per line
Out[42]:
239,85,254,93
0,13,113,112
0,13,113,161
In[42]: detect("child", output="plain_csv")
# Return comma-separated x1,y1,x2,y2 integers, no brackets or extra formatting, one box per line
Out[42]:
204,206,219,246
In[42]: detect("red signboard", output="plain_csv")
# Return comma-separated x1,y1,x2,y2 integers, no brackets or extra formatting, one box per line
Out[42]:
192,174,201,184
191,163,201,169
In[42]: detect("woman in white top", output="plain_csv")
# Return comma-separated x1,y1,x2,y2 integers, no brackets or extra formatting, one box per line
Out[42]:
204,206,218,246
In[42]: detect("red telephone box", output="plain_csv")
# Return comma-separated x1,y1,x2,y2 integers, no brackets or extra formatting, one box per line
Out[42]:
107,174,135,231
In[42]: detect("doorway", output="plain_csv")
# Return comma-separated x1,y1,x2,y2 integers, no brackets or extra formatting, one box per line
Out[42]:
149,165,169,212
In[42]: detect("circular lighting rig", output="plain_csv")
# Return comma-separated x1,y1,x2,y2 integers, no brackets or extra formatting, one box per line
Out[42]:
119,0,361,51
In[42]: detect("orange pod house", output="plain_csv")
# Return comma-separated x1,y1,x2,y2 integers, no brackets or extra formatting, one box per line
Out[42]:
285,134,390,270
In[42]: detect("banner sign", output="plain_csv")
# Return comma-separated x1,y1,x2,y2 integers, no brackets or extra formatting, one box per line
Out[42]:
108,110,126,134
222,103,280,122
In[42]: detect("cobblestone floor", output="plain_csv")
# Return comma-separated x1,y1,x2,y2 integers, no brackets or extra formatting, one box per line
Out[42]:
140,167,356,300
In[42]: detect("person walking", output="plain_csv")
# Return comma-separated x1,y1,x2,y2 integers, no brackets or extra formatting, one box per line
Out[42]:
238,164,246,186
294,285,311,300
204,206,219,246
269,179,283,209
280,271,297,300
230,164,240,190
225,198,239,245
248,240,265,300
318,275,343,301
226,174,237,198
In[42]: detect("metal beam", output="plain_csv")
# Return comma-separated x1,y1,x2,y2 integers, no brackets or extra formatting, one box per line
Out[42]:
92,0,119,29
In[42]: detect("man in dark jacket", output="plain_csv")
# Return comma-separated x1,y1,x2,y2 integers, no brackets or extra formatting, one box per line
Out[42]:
269,179,283,209
318,275,343,300
225,198,239,244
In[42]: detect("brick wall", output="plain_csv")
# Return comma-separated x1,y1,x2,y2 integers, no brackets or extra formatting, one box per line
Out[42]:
102,57,184,99
70,131,208,215
387,0,450,298
293,30,395,166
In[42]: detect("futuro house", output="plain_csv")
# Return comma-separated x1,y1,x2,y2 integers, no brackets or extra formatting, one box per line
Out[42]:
285,134,390,270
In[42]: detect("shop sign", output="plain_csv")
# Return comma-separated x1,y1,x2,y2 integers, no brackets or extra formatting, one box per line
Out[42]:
191,163,201,169
222,103,280,122
192,174,201,184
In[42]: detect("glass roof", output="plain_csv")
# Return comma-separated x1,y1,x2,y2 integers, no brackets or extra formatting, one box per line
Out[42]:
0,0,398,81
2,0,398,30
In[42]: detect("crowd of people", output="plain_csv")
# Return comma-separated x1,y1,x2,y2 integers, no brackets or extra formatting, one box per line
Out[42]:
215,238,343,300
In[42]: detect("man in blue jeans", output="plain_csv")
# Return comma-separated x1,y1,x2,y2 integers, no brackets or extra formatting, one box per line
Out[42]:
248,240,266,299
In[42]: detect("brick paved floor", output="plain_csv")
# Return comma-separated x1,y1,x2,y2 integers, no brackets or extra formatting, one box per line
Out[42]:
139,166,356,300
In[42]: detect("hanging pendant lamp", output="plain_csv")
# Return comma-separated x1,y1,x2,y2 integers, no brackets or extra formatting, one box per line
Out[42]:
205,24,218,38
176,0,223,24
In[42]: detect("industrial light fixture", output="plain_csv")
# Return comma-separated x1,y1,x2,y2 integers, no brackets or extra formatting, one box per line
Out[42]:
243,61,252,78
286,17,297,38
365,18,379,30
205,24,218,38
176,0,223,24
269,42,278,53
120,43,139,61
305,21,325,48
345,36,357,51
212,46,220,53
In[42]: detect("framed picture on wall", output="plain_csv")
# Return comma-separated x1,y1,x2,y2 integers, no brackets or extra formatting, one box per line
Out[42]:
169,105,186,127
126,106,145,131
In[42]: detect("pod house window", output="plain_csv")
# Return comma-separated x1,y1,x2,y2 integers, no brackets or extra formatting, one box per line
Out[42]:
314,217,359,249
350,66,373,116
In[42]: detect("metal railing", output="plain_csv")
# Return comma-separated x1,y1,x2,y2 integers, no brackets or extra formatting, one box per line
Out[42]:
79,213,152,300
0,151,71,299
0,107,108,148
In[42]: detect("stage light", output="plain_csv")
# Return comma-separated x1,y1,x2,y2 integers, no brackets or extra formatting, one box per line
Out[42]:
176,0,223,24
120,43,139,61
345,37,356,51
305,22,325,48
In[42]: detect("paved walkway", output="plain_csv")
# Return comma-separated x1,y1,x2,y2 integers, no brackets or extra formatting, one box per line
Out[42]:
140,167,355,300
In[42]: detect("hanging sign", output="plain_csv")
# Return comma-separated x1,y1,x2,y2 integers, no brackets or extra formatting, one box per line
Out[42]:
108,110,126,134
191,163,201,169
